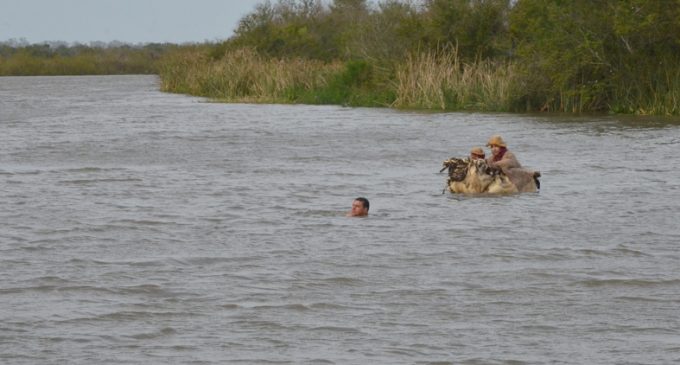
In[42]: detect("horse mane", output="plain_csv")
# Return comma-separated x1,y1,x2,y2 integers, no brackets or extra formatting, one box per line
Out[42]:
470,158,503,177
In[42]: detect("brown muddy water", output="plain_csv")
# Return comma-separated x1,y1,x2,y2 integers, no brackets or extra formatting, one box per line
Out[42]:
1,75,680,364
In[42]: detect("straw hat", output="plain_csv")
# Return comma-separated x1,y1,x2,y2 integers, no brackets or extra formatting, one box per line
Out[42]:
470,146,485,157
486,135,507,147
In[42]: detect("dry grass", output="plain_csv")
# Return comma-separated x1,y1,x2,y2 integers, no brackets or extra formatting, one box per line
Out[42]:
159,48,342,103
159,47,517,110
391,48,515,111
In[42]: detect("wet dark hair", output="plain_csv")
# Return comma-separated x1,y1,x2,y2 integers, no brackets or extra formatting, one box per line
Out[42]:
355,197,369,211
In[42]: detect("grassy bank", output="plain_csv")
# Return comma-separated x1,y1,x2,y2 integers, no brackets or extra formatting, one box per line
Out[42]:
158,47,343,104
159,45,680,116
159,47,515,111
7,40,676,116
391,48,515,111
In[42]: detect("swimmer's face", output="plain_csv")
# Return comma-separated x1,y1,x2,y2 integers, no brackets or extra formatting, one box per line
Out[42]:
349,200,368,217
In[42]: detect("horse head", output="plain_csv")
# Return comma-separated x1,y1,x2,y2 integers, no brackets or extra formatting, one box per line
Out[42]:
441,157,469,182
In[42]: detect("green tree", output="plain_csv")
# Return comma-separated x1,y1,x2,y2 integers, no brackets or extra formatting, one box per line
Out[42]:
226,0,340,60
422,0,511,60
510,0,680,113
348,0,425,61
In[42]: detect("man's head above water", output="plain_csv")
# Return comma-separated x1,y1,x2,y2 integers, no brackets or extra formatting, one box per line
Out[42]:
347,197,369,217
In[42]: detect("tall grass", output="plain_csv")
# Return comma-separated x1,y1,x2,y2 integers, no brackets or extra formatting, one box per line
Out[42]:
163,46,679,116
158,48,343,104
391,48,515,111
159,47,517,111
608,66,680,116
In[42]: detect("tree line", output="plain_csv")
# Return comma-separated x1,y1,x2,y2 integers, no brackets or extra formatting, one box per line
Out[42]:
0,40,180,75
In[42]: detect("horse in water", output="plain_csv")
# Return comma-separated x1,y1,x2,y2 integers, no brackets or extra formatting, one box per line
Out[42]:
441,157,540,194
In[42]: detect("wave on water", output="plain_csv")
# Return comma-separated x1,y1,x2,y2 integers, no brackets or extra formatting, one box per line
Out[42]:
574,278,680,288
3,75,680,364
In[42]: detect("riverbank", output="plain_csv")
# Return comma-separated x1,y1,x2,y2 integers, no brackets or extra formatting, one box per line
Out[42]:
158,47,517,112
2,41,678,116
158,46,679,116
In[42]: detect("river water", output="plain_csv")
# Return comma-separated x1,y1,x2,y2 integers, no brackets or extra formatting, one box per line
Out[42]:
1,75,679,364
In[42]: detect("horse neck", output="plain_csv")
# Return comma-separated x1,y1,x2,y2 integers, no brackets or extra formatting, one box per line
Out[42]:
467,162,495,192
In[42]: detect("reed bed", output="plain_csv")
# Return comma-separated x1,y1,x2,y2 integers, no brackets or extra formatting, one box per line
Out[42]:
159,48,342,104
610,67,680,116
159,47,679,115
159,47,516,110
391,49,515,111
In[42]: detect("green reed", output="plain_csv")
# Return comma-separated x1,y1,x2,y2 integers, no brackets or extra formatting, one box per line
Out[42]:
391,48,515,111
157,46,679,115
609,66,680,116
158,47,516,111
